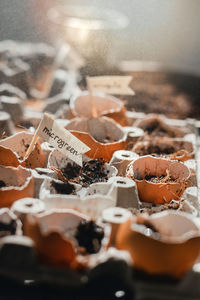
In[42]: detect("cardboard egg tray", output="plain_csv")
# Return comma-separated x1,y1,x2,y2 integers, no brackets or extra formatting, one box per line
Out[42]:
0,113,199,300
1,40,200,299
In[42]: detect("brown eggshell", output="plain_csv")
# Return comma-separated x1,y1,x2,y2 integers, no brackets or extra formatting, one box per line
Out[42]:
0,165,34,207
126,156,190,204
0,145,19,167
116,211,200,278
0,131,45,169
26,220,77,267
135,115,185,138
25,209,89,268
65,117,127,162
133,138,194,162
69,92,128,126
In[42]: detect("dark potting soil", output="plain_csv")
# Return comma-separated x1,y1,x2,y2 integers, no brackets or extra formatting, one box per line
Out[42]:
51,180,76,195
61,158,109,187
144,174,174,183
61,162,81,181
94,135,118,144
137,144,175,156
140,119,179,138
75,220,104,254
143,120,167,136
0,180,6,188
0,219,17,237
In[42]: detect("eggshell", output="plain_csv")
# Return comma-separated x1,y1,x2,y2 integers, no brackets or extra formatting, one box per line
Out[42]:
116,211,200,278
65,117,127,162
0,131,45,169
126,155,190,204
0,165,34,207
25,209,89,268
69,92,128,126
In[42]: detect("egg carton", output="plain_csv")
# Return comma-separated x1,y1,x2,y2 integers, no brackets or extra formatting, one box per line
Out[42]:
30,115,200,218
124,112,200,216
0,114,199,297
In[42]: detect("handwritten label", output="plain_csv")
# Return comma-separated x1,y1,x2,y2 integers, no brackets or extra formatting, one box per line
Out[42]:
37,113,90,166
87,76,135,95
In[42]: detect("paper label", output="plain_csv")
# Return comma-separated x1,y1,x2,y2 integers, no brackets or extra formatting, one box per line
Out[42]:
87,76,135,95
37,113,90,166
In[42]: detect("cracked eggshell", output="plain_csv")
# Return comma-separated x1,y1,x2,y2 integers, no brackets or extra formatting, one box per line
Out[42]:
0,131,45,169
48,149,118,179
65,116,127,162
69,91,128,126
116,211,200,278
0,165,34,207
0,145,19,167
134,114,186,138
126,155,190,204
40,178,116,219
25,209,89,268
133,138,194,162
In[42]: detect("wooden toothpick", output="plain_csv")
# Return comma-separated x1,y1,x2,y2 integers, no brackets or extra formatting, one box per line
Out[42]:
86,77,98,118
24,132,38,160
